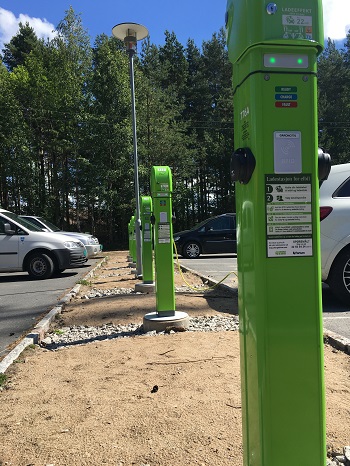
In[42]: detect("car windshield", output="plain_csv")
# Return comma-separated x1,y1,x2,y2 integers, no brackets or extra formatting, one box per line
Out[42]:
1,211,43,232
37,217,61,232
190,219,212,230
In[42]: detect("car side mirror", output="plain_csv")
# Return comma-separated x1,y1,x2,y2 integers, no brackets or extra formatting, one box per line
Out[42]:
4,223,15,235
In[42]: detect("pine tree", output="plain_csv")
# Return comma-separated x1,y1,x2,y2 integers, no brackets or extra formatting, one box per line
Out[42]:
1,22,41,71
318,39,350,163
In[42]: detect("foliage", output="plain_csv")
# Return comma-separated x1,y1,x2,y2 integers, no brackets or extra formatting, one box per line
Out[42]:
0,9,349,248
318,37,350,163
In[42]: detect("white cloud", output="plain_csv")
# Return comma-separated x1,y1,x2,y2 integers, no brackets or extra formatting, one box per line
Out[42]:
323,0,350,40
0,7,56,51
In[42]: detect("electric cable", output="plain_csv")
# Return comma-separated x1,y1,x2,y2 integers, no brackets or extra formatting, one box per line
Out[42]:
173,238,237,292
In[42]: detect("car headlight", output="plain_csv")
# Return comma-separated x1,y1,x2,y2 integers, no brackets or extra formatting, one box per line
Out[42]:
86,236,98,245
173,236,180,242
64,240,83,249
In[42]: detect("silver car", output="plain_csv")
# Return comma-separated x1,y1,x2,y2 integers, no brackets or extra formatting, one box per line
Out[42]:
320,163,350,304
20,216,102,259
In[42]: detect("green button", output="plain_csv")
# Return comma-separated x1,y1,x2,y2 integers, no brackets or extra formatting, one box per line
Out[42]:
275,86,297,92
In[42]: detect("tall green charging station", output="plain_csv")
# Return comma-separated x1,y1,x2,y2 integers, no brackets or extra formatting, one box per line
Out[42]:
150,166,175,316
129,215,136,263
140,196,154,284
135,196,155,293
226,1,326,465
143,166,189,332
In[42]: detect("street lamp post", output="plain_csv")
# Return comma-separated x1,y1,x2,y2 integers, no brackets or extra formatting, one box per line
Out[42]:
112,22,149,278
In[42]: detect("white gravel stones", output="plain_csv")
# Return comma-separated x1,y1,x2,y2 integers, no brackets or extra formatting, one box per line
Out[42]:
43,315,239,350
327,448,350,466
81,284,212,299
82,287,134,298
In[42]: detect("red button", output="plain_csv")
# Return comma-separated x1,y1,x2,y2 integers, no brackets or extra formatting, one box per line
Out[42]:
275,101,298,108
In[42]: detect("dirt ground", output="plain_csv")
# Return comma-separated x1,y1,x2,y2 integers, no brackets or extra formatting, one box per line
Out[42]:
0,251,349,466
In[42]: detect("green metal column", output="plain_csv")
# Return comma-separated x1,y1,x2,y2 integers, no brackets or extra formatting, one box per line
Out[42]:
140,196,154,284
226,1,326,465
150,166,175,316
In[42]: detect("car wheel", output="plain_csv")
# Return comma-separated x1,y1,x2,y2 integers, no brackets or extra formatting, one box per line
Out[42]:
328,248,350,305
27,253,55,279
183,241,201,259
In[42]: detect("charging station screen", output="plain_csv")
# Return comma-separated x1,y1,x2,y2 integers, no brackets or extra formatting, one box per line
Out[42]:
264,54,309,69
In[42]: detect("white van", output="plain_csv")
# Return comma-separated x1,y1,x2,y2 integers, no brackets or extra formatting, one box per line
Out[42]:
0,208,87,279
20,215,102,259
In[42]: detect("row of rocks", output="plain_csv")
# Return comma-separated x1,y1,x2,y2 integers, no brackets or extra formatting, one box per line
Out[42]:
42,315,239,349
81,284,209,300
328,446,350,465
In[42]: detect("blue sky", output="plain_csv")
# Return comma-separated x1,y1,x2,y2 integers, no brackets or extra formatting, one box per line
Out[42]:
0,0,349,51
0,0,227,50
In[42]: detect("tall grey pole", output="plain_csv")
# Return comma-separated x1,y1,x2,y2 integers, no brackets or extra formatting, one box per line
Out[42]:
111,23,148,279
128,50,142,278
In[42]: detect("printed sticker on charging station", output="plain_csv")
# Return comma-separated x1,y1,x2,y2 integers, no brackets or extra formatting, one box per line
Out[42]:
226,1,330,465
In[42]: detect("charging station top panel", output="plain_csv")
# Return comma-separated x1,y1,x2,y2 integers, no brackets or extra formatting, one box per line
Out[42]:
150,166,173,197
225,0,324,64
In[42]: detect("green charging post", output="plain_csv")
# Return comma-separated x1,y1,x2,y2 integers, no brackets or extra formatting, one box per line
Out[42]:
226,1,329,465
135,196,155,293
129,215,136,266
127,219,133,262
143,166,189,332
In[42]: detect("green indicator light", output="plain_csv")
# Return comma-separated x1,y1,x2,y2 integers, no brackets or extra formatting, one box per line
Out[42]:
270,57,276,64
297,58,303,64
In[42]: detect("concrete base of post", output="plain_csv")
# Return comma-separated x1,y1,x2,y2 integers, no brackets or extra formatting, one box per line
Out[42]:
143,311,190,333
135,282,155,293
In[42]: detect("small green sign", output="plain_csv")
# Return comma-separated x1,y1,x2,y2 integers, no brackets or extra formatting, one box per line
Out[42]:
275,86,297,92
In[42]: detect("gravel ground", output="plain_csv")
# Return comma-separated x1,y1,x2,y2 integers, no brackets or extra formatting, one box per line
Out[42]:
42,315,240,350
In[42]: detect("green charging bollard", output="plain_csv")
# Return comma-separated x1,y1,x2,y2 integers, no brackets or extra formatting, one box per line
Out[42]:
127,220,133,261
135,196,155,293
150,166,175,316
226,1,327,465
140,196,154,283
130,215,136,264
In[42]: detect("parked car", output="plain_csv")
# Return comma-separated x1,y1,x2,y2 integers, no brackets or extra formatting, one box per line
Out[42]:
20,216,102,259
0,208,87,279
174,213,236,259
320,163,350,304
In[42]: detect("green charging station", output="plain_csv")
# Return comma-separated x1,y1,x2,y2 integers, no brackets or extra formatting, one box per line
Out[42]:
129,215,136,264
150,166,175,316
135,196,155,293
143,166,189,332
127,219,133,261
226,1,327,465
140,196,154,283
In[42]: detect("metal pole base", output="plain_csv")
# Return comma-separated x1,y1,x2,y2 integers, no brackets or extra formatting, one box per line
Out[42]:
143,311,189,333
135,282,155,293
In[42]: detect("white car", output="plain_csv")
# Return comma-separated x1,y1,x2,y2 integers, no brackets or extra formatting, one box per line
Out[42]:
20,216,102,259
0,208,87,279
320,163,350,304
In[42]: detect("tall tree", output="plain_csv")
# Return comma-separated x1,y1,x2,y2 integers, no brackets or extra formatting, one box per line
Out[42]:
46,7,93,228
0,62,31,209
318,39,350,163
1,22,40,71
87,34,133,246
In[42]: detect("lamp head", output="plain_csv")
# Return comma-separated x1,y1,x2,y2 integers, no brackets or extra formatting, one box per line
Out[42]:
112,22,149,55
